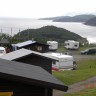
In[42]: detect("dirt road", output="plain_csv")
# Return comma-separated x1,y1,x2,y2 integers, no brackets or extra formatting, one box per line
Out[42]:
53,76,96,96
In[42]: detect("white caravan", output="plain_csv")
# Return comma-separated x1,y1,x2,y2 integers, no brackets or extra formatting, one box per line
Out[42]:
64,40,79,50
47,41,58,51
0,47,6,56
44,52,76,70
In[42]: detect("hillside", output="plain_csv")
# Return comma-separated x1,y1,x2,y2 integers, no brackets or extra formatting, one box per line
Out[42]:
14,26,83,43
40,14,96,22
84,17,96,26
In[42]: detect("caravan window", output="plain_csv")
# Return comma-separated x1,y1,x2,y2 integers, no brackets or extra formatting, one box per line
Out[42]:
74,44,77,47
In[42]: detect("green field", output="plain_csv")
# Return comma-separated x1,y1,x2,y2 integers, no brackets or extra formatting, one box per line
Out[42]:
53,59,96,85
64,88,96,96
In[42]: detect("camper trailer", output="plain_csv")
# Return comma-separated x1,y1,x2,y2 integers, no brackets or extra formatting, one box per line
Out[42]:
44,52,76,70
0,47,6,56
64,40,79,50
47,41,58,51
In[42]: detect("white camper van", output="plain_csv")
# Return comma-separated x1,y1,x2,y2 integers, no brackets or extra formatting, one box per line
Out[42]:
47,41,58,51
44,52,76,70
64,40,79,50
0,47,6,56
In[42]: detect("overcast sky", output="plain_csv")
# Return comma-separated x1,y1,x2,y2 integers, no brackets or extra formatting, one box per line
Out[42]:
0,0,96,18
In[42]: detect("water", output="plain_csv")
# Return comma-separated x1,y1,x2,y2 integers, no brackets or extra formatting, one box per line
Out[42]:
0,18,96,43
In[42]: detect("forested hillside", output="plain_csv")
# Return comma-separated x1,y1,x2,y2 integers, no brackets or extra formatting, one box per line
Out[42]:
14,26,83,43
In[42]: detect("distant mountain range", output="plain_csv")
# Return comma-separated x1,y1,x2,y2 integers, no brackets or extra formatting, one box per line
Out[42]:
40,14,96,26
84,17,96,26
40,14,96,22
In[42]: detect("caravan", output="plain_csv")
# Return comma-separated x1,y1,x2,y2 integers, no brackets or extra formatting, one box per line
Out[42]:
64,40,79,50
0,47,6,56
47,41,58,51
44,52,76,70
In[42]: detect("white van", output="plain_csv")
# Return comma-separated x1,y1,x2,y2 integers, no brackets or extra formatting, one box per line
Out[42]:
0,47,6,56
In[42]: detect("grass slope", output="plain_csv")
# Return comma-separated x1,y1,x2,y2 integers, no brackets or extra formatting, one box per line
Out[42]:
64,88,96,96
53,59,96,85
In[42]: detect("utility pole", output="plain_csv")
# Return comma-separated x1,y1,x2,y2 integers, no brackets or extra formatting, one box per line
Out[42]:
11,27,12,44
28,28,29,40
0,26,2,36
19,28,21,42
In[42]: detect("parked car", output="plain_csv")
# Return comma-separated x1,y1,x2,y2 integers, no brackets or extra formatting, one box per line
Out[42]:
80,48,96,55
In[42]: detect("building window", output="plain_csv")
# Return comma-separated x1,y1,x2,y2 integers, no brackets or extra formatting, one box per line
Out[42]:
37,46,42,51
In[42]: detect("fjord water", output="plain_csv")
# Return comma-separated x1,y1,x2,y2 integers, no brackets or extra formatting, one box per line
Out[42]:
0,18,96,43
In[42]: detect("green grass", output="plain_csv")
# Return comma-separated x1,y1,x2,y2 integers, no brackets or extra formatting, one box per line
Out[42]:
64,88,96,96
58,45,96,55
52,59,96,85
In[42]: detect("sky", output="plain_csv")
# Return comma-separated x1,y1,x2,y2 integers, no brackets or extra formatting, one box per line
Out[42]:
0,0,96,18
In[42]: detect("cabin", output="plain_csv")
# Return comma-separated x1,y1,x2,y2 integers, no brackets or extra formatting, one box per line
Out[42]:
0,58,68,96
0,49,58,73
12,40,49,53
64,40,79,50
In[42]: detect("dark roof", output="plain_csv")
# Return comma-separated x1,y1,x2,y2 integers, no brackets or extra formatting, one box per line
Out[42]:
0,48,58,61
0,58,68,91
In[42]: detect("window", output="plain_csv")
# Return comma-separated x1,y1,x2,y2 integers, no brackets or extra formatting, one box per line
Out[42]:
37,46,42,51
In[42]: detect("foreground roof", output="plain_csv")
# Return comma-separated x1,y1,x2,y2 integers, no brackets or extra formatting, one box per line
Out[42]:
0,48,58,61
0,58,68,91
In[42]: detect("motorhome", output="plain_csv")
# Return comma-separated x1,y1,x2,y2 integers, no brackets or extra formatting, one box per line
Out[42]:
0,47,6,56
47,41,58,51
64,40,79,50
44,52,76,70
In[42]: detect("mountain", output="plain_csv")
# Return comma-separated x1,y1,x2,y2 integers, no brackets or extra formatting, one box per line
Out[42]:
40,14,96,22
14,26,84,43
84,17,96,26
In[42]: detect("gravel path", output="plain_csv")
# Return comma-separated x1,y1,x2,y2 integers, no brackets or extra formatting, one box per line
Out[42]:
53,76,96,96
53,55,96,96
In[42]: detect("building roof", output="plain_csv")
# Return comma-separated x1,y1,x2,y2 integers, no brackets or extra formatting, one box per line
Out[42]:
0,48,58,61
44,53,73,61
0,58,68,91
14,40,49,48
15,40,36,47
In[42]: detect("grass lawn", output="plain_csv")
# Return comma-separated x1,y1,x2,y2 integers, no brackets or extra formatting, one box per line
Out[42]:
52,59,96,85
64,88,96,96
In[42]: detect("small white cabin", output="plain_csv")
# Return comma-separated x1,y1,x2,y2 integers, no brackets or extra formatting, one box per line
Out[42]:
0,47,6,56
64,40,79,50
47,41,58,51
44,52,75,70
